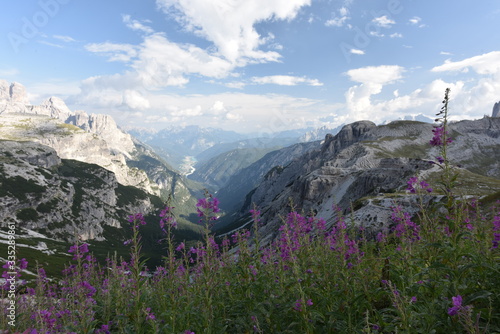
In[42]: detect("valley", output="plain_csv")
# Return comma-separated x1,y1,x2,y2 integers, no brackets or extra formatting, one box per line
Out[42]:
1,80,500,279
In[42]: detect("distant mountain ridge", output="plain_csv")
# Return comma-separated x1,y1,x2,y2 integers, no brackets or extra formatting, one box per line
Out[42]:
229,117,500,244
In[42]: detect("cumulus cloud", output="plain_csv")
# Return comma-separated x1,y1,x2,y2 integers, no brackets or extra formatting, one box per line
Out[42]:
123,90,150,110
344,65,405,118
251,75,323,86
409,16,421,25
408,16,426,28
372,15,395,28
350,49,365,55
347,65,404,86
171,105,203,117
325,6,350,27
430,51,500,118
390,33,403,38
156,0,311,63
80,1,313,107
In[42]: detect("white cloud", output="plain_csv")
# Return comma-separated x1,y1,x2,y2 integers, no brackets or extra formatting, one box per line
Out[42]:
350,49,365,55
346,65,404,86
171,105,203,117
431,51,500,75
325,6,350,27
390,33,403,38
156,0,311,63
123,90,150,110
224,81,246,89
92,92,340,133
251,75,323,86
344,65,405,118
372,15,395,28
122,14,155,35
369,31,385,38
208,100,226,115
53,35,76,43
440,51,453,56
409,16,421,25
85,42,138,63
39,40,64,48
408,16,426,28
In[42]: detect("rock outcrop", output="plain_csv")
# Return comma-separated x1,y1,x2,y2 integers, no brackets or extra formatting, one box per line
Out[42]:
493,101,500,118
0,140,158,241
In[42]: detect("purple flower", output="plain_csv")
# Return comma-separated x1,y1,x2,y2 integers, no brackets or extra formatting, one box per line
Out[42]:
407,176,418,193
176,242,185,251
293,299,302,312
19,258,28,270
447,295,462,316
128,213,146,227
145,307,156,320
196,194,220,223
430,126,453,147
306,299,313,306
436,156,445,164
411,296,417,303
493,215,500,249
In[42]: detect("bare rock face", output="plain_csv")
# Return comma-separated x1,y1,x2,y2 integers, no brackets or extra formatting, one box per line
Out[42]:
9,82,30,104
30,97,73,120
0,79,10,100
0,140,158,241
493,101,500,118
0,80,30,104
67,111,136,157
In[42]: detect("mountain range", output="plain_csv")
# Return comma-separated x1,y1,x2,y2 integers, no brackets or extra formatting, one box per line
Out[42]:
1,79,499,274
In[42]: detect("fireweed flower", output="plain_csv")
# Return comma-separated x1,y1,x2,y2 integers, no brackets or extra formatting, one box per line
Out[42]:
159,205,177,231
128,213,146,227
293,299,302,312
68,243,90,260
430,126,453,147
391,206,420,242
407,176,433,194
196,193,220,225
492,215,500,249
447,295,463,316
176,242,185,252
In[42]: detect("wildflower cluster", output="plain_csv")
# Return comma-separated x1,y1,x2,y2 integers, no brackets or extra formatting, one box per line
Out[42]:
196,191,220,226
406,176,433,194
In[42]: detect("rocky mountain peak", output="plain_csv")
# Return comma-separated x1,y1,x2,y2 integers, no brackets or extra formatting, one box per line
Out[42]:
493,101,500,118
32,96,73,120
321,120,376,156
0,80,30,104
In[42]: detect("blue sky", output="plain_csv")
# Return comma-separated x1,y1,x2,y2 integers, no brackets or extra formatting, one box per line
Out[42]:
1,0,500,133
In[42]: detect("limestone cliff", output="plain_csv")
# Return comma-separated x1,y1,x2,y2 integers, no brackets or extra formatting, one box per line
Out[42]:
0,140,159,241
